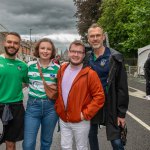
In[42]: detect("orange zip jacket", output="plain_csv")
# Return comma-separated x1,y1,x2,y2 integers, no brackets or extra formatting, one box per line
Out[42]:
55,63,105,123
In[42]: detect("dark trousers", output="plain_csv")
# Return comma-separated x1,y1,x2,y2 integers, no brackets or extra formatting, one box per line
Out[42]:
88,124,99,150
89,124,124,150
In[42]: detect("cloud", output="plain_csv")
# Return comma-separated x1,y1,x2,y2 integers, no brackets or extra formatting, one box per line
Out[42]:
21,33,80,51
44,33,80,43
0,0,80,51
44,33,81,50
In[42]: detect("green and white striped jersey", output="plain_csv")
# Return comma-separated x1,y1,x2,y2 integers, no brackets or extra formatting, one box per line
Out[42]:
28,59,60,98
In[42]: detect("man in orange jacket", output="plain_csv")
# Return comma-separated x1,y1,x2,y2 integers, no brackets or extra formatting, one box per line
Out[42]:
55,40,105,150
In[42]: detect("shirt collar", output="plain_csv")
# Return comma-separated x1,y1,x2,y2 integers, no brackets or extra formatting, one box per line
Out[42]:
37,58,52,68
91,47,111,60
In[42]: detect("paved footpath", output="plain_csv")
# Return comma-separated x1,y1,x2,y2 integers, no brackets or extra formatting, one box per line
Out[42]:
0,125,111,150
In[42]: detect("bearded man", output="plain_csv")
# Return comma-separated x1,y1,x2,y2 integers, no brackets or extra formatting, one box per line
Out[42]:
0,32,28,150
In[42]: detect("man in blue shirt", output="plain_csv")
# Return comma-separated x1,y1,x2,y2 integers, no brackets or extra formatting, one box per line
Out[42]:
86,23,129,150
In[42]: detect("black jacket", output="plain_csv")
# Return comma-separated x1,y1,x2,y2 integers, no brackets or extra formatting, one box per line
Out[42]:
144,57,150,81
84,48,129,141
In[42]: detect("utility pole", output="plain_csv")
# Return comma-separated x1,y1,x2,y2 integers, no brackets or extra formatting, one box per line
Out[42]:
30,28,32,44
29,28,32,61
29,28,32,53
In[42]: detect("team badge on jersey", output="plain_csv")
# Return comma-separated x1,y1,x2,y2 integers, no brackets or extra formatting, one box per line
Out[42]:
17,66,22,70
50,73,55,79
100,59,107,67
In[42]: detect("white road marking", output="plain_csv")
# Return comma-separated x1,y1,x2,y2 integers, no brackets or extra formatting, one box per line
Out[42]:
128,86,150,131
127,111,150,131
128,86,146,100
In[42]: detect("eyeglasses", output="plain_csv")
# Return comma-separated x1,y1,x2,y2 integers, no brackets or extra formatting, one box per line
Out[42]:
69,50,84,55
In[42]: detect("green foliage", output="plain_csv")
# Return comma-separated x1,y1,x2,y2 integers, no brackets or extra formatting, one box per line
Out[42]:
98,0,150,57
73,0,102,42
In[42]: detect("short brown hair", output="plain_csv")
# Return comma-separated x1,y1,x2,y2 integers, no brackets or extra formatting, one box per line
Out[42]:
5,32,21,41
69,40,85,52
34,38,56,59
88,23,104,35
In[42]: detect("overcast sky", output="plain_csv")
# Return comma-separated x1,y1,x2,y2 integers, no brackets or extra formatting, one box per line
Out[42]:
0,0,80,51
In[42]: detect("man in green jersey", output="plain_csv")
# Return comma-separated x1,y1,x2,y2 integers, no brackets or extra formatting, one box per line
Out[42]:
0,32,28,150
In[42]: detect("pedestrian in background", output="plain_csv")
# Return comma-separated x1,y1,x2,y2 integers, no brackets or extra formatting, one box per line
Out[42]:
85,23,129,150
55,40,105,150
23,38,59,150
0,32,28,150
52,55,60,65
144,53,150,100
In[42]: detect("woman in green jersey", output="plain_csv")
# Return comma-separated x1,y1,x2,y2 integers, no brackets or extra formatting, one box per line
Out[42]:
23,38,59,150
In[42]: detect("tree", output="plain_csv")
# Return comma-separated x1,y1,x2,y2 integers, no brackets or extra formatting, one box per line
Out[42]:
98,0,150,57
73,0,102,42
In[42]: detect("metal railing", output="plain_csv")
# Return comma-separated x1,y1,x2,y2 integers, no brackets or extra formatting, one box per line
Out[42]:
126,66,138,76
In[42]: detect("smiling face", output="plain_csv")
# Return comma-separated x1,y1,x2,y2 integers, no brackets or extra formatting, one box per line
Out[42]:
68,43,85,66
38,42,53,60
4,34,20,58
88,27,105,50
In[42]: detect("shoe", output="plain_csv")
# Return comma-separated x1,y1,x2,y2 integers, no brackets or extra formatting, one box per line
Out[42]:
146,95,150,100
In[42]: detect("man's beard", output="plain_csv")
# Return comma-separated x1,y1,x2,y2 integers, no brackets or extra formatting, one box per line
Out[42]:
92,44,101,50
4,47,19,56
70,61,83,66
69,58,83,66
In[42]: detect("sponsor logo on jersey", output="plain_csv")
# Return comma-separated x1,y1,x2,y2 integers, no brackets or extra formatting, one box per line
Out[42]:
7,63,14,66
0,64,4,67
33,81,42,89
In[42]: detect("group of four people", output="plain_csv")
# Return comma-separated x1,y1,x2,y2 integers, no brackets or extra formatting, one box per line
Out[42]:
0,23,129,150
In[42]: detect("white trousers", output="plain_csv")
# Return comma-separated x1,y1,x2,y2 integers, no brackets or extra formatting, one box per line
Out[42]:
60,119,90,150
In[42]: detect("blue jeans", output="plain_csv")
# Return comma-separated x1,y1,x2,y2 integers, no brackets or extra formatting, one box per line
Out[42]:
111,139,124,150
23,97,58,150
89,124,124,150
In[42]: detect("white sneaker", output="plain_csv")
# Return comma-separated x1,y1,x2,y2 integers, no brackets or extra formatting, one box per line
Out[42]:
146,95,150,100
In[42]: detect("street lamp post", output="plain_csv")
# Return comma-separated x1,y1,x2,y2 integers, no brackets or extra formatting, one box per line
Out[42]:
29,28,32,61
30,28,32,42
29,28,32,53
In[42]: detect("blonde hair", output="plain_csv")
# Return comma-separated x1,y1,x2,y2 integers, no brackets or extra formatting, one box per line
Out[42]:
69,40,85,52
88,23,104,35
